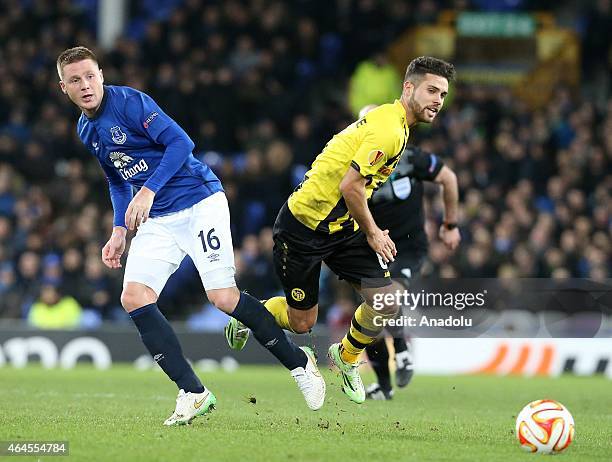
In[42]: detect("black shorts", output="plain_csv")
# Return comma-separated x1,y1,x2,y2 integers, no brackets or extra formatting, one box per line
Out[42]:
273,203,391,309
388,249,426,280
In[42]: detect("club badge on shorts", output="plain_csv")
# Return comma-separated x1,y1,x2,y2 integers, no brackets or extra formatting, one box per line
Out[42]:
291,288,306,302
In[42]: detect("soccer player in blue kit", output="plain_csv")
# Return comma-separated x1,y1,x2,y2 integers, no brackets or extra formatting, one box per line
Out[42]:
57,46,325,425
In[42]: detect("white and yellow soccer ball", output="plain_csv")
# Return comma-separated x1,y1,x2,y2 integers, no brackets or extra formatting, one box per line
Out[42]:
516,399,575,454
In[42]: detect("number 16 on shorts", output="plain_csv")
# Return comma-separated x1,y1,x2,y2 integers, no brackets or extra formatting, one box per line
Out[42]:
188,192,236,289
198,228,221,252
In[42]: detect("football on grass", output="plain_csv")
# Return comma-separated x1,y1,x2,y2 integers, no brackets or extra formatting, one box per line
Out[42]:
516,399,574,454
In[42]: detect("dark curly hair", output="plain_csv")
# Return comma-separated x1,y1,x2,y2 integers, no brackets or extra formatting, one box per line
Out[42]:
404,56,456,84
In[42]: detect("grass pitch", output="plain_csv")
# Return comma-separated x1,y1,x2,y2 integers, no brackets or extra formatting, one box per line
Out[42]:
1,365,611,461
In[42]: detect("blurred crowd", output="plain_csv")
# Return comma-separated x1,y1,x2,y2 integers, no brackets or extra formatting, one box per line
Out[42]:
414,85,610,282
0,0,609,328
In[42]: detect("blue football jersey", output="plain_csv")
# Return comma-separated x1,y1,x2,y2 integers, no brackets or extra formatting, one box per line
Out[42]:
77,85,222,221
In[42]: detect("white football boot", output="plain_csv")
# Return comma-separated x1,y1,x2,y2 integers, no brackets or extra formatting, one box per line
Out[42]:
163,388,216,426
290,346,326,410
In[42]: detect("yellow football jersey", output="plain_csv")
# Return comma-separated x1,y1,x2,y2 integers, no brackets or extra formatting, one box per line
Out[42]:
288,99,409,234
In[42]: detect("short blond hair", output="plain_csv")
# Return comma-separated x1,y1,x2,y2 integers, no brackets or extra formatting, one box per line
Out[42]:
57,46,98,79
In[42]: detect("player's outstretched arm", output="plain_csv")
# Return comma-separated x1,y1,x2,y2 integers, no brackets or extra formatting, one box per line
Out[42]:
434,165,461,251
340,167,396,263
102,226,127,269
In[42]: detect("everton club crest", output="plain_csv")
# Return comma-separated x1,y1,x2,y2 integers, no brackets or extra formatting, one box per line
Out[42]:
110,126,127,144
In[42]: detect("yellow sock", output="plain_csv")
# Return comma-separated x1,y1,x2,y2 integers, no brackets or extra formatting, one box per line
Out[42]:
340,302,383,364
264,296,294,332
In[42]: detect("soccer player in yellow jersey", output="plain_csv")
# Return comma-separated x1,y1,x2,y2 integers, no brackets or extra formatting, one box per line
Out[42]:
227,56,455,404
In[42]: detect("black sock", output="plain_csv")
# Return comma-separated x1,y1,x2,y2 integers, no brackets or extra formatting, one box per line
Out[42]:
365,338,392,391
130,303,204,393
387,324,408,353
231,292,307,370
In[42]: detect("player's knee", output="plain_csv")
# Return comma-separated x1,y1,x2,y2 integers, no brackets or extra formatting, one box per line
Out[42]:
207,287,240,313
121,284,157,312
120,291,145,312
362,285,401,317
288,306,317,333
362,296,398,317
289,318,315,334
375,303,399,317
